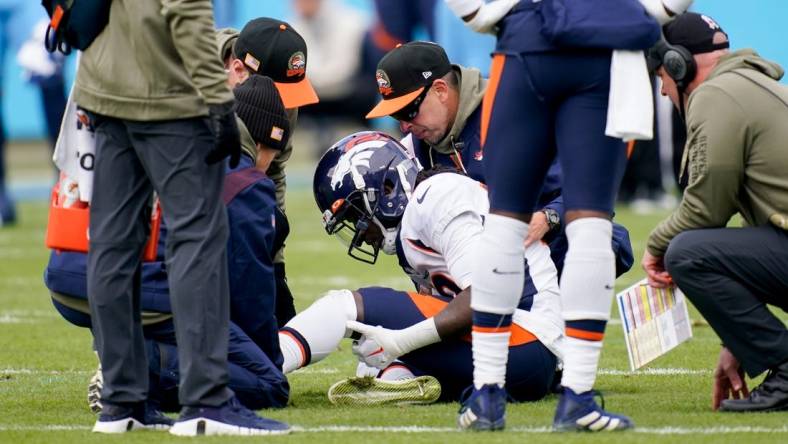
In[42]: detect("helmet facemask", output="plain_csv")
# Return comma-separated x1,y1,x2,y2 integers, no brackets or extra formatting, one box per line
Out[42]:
314,131,421,265
321,154,418,264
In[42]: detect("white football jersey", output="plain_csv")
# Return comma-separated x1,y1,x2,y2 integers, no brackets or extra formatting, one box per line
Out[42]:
398,173,564,357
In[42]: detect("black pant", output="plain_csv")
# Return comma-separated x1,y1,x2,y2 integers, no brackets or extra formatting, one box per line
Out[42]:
88,115,233,407
665,226,788,377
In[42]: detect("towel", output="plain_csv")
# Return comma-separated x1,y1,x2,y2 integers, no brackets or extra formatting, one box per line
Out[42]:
53,61,96,203
605,0,693,141
605,49,654,141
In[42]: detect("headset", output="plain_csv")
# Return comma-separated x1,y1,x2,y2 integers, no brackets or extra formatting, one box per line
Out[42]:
652,40,697,92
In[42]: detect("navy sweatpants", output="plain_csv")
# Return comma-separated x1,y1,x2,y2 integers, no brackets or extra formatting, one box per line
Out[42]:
481,50,627,215
358,287,557,402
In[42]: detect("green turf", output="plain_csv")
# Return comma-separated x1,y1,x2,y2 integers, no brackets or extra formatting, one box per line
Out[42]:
1,191,786,443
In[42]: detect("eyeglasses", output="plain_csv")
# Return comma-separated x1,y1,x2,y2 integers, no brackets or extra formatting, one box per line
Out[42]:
390,82,432,122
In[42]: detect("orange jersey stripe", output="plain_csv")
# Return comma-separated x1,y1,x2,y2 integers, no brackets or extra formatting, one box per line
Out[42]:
371,23,402,52
626,140,636,159
280,330,306,367
472,325,538,346
472,325,511,334
566,327,605,341
408,292,448,319
481,54,507,148
408,292,537,346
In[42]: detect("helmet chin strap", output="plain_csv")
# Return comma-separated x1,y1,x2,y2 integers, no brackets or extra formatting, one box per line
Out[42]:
372,217,399,255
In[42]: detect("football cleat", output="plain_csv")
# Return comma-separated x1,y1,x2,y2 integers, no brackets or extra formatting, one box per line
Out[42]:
456,384,506,431
553,387,633,432
92,401,173,433
328,375,441,406
169,396,290,436
87,364,103,414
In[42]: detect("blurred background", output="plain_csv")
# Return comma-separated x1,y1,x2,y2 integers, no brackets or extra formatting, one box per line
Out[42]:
0,0,786,212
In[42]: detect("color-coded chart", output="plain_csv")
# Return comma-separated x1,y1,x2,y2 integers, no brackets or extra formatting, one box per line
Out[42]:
616,279,693,370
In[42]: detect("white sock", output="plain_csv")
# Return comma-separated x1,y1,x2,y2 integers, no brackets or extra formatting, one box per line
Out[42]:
472,330,510,388
378,362,416,381
280,289,357,374
470,214,528,388
470,213,528,314
560,337,603,393
559,218,615,393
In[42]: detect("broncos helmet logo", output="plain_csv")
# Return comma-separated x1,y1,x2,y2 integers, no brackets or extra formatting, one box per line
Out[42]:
330,142,386,191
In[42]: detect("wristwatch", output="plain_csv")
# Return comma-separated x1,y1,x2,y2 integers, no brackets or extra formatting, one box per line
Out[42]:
542,208,561,232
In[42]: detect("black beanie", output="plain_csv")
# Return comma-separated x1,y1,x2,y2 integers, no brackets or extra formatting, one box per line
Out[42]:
233,75,291,151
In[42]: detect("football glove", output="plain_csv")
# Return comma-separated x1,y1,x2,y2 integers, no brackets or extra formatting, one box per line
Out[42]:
205,100,241,168
347,319,440,369
446,0,521,35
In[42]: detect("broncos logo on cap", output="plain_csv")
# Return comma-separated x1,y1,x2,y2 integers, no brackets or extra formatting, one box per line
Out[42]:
287,51,306,77
376,70,393,96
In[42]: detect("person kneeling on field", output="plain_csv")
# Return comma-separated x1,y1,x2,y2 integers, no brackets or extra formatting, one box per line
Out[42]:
278,131,564,406
45,75,292,416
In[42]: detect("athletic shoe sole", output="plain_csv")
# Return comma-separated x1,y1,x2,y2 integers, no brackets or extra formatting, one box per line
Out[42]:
457,407,505,431
328,375,441,406
87,369,103,414
169,418,291,436
92,417,170,433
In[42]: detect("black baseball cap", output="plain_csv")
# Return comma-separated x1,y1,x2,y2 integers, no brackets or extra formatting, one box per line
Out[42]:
663,12,729,54
366,41,451,119
234,18,318,109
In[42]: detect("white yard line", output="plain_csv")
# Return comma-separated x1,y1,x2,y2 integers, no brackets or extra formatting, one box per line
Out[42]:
598,367,711,376
292,367,341,375
0,369,90,375
0,367,709,377
1,424,787,435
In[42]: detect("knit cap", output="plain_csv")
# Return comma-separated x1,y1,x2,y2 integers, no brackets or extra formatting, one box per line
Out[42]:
233,75,291,151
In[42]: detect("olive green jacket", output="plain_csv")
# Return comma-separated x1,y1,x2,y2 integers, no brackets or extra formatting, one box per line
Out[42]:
74,0,232,120
216,27,298,217
647,49,788,255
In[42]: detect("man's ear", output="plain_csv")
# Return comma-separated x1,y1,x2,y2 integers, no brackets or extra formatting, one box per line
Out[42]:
432,79,450,102
229,58,250,86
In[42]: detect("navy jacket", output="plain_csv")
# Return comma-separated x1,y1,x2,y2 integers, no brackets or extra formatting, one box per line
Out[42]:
496,1,660,54
44,155,283,367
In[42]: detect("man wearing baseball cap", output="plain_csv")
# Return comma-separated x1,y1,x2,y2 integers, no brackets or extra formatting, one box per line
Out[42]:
365,41,633,275
216,17,319,328
643,12,788,413
46,75,294,420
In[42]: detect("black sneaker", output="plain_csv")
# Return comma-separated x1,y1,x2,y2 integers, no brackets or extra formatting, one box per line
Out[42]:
169,396,291,436
720,361,788,412
92,401,173,433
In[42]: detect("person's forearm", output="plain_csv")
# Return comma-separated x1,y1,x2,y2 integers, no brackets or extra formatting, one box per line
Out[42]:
434,287,473,338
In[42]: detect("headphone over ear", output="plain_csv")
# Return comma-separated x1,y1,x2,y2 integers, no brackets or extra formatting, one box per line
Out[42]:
654,40,697,91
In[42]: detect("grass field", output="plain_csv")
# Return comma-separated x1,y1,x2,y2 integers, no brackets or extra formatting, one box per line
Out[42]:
1,184,787,443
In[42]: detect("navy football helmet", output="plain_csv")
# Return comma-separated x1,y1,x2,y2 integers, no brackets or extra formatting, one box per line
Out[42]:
314,131,421,264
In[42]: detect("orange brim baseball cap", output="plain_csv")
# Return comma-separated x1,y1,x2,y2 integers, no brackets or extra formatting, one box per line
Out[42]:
365,87,424,119
235,18,320,109
274,77,319,109
365,41,450,119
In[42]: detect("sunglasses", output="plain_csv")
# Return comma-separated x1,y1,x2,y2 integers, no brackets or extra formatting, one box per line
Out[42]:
390,82,433,122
